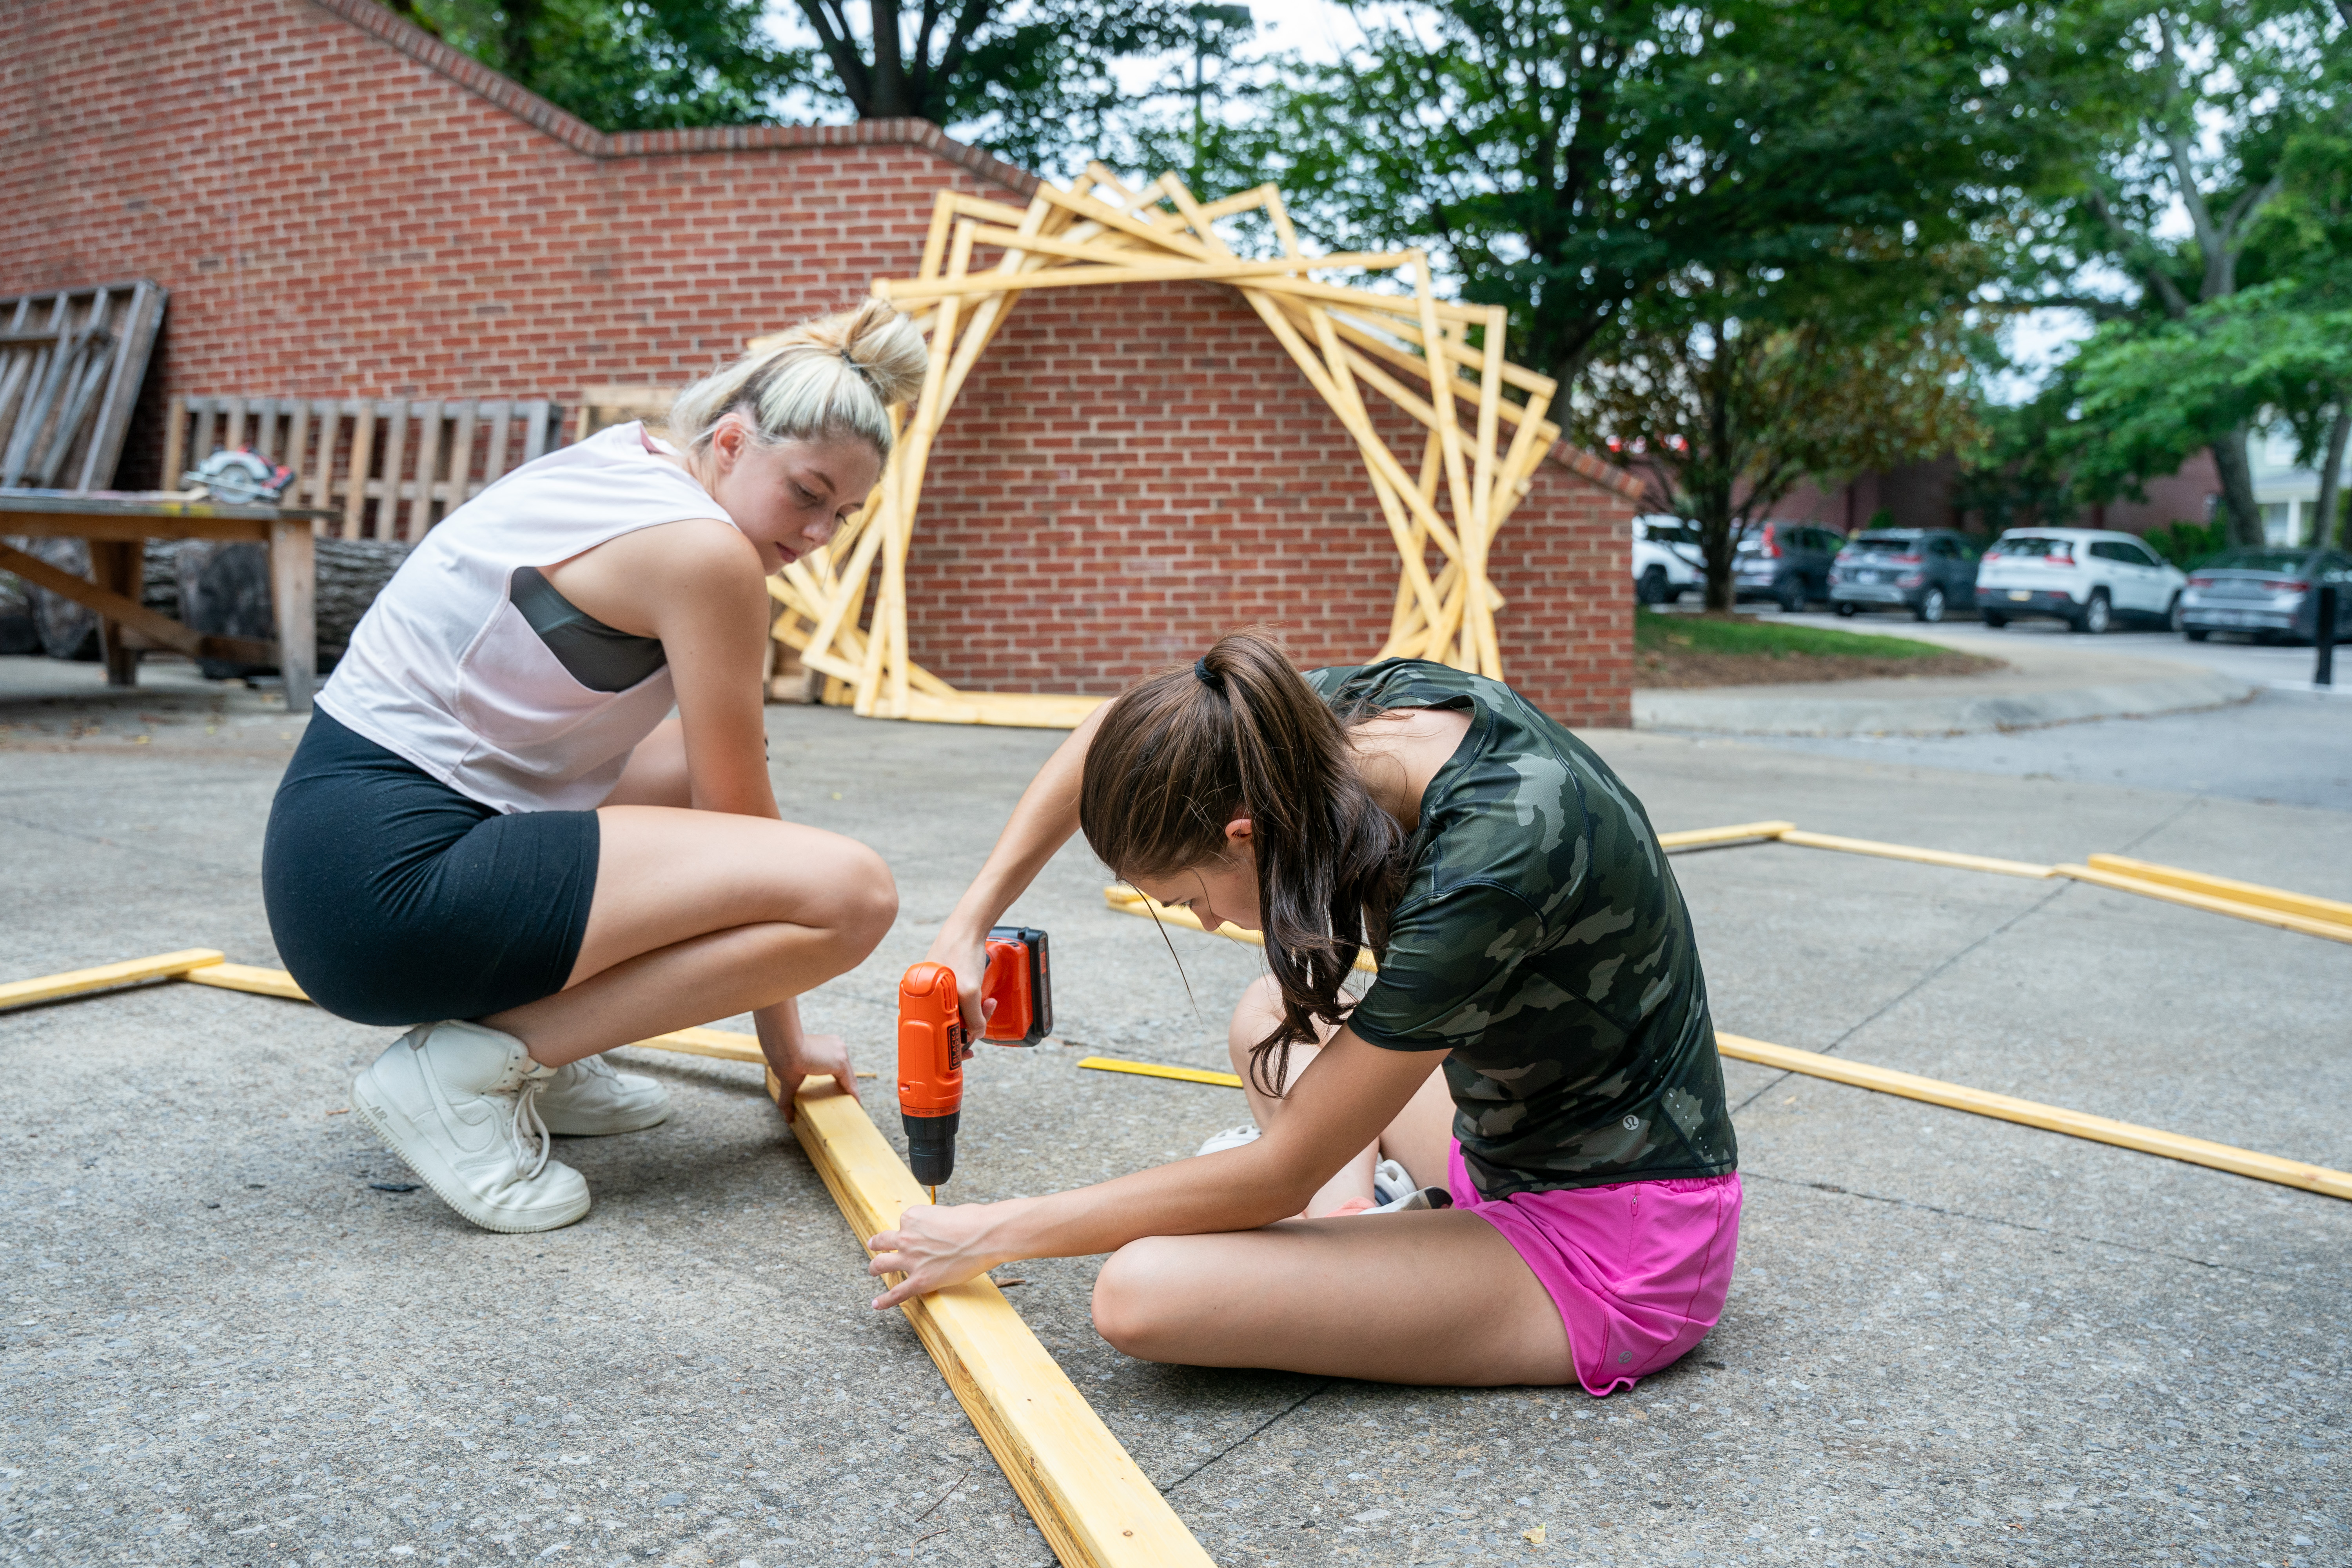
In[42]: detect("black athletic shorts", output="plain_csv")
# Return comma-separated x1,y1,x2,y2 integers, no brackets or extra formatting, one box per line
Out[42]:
262,708,601,1027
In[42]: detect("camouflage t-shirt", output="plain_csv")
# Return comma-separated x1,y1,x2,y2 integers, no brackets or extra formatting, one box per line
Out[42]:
1306,660,1737,1199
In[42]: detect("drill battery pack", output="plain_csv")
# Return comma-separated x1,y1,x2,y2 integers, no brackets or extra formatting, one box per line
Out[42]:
981,926,1052,1045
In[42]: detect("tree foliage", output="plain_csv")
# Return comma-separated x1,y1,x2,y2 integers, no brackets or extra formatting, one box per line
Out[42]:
391,0,801,130
2014,0,2348,544
390,0,1218,172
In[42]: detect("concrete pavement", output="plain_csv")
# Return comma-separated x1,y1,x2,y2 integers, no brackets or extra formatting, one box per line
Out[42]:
3,661,2347,1568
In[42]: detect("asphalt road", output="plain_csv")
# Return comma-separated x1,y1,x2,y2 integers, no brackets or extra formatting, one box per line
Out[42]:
3,659,2347,1568
1695,610,2352,811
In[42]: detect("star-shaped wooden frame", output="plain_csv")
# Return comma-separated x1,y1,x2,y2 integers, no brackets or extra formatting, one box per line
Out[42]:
766,165,1561,727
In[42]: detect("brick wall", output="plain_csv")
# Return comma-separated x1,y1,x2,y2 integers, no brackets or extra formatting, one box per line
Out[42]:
911,280,1632,724
2,0,1635,726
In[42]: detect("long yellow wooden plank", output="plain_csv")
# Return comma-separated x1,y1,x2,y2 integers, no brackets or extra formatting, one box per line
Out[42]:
1101,887,1381,973
182,962,309,1001
2084,854,2352,926
768,1072,1215,1568
1076,1056,1246,1089
1774,828,2056,880
1715,1033,2352,1201
628,1025,767,1064
2,949,224,1011
877,251,1415,303
2054,864,2352,946
1655,820,1795,850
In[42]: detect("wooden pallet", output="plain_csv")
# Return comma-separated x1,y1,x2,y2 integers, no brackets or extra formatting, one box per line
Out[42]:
766,167,1561,727
160,395,563,541
0,281,167,492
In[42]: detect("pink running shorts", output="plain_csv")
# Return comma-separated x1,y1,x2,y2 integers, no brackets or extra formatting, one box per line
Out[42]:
1446,1140,1741,1397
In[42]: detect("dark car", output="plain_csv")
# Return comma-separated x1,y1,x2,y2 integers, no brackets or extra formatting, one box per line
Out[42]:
1829,529,1983,623
1731,521,1844,611
2180,547,2352,643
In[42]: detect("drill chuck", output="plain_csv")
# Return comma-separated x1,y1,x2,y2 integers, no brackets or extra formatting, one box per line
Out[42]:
902,1109,960,1189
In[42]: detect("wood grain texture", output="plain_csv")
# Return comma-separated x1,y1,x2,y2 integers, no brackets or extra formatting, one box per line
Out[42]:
2,949,223,1011
770,1073,1216,1568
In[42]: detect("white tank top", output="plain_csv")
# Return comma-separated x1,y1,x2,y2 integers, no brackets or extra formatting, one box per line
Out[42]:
317,423,732,814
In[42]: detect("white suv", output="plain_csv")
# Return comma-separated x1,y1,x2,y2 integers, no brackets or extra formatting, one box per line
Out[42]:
1633,515,1704,605
1973,528,2187,634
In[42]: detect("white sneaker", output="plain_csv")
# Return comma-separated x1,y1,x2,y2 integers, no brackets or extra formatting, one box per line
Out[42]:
349,1021,590,1234
1196,1123,1262,1156
535,1053,670,1136
1372,1157,1416,1206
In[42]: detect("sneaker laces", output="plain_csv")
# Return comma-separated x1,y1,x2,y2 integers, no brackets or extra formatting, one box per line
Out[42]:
507,1080,552,1180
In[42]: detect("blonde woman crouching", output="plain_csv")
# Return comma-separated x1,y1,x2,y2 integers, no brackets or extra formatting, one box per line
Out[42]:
261,303,924,1233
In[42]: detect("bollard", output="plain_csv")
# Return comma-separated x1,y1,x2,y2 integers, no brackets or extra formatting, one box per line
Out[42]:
2318,584,2338,689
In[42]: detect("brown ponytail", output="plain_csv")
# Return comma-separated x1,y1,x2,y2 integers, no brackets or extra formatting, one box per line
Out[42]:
1078,629,1405,1095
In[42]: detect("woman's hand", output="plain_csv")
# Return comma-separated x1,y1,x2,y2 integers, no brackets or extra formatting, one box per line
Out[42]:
867,1200,1021,1310
921,927,995,1044
774,1031,856,1123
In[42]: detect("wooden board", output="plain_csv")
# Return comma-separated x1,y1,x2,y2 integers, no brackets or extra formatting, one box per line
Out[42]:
1655,820,1795,850
1715,1033,2352,1202
2083,854,2352,927
1,949,223,1011
1774,828,2055,880
773,1072,1216,1567
2054,864,2352,946
1076,1056,1245,1089
780,172,1548,725
1101,886,1381,973
181,962,309,1001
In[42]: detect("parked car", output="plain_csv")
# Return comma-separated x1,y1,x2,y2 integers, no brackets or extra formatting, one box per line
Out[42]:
1632,514,1704,604
2179,547,2352,643
1732,521,1844,610
1973,528,2187,633
1828,528,1982,623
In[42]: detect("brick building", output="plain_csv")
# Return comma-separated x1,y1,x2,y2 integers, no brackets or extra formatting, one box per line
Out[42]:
3,0,1637,725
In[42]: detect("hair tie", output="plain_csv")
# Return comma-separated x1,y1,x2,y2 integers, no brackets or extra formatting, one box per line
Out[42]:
1194,657,1224,692
839,350,874,385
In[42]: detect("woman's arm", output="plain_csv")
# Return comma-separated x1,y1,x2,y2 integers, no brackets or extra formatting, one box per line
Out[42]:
864,1028,1437,1309
924,700,1112,1033
543,518,777,818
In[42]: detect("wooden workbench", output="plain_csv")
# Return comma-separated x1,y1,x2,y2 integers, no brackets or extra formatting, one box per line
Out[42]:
0,490,334,711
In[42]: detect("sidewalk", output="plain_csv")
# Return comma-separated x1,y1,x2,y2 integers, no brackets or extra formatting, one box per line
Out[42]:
1635,615,2258,735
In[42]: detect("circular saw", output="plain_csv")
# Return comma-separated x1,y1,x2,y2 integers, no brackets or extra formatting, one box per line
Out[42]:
184,447,294,505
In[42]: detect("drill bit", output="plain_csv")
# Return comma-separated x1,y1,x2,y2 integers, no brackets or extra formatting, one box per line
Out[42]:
928,1185,937,1204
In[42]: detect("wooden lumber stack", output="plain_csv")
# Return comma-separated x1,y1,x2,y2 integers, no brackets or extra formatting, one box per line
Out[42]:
0,281,167,493
764,168,1562,727
161,396,563,542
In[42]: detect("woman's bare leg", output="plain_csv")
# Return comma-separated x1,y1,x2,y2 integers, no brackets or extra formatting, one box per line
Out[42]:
1092,1212,1575,1385
481,805,896,1065
600,718,690,808
1228,975,1452,1216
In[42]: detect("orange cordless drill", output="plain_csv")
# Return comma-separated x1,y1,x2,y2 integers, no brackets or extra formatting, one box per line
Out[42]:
898,926,1051,1194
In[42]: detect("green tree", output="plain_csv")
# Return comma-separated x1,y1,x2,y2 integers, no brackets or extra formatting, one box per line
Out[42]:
390,0,800,130
1583,303,1988,610
393,0,1212,172
2020,0,2348,545
1182,0,2063,607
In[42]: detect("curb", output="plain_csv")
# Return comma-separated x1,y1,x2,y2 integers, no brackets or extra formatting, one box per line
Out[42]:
1634,666,2256,737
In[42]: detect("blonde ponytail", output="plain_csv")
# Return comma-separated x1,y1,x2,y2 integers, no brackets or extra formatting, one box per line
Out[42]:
669,300,926,460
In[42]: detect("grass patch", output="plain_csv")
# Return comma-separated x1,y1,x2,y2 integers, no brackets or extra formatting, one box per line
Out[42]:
1634,613,1953,661
1633,612,2004,689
